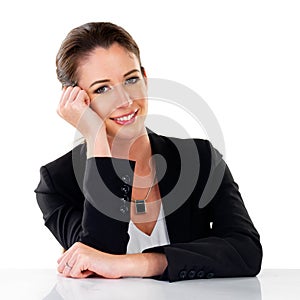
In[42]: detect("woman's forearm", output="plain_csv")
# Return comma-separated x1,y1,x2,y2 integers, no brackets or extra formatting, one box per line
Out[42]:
57,242,167,279
120,253,168,278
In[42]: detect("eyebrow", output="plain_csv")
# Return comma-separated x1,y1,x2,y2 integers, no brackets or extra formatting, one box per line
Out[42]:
89,69,140,88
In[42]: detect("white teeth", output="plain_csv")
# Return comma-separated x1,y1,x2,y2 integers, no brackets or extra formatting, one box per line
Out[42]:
115,111,136,122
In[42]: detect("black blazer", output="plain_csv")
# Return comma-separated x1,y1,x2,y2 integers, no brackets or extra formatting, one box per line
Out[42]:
35,129,262,282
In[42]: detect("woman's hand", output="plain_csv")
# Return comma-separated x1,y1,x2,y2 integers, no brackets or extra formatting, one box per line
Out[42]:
57,86,111,157
57,86,90,129
57,242,168,279
57,242,122,279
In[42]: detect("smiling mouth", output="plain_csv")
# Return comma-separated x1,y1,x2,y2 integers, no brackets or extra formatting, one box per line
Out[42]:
110,109,139,125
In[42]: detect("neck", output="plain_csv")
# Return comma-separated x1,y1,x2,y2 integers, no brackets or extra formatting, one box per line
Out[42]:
108,128,153,177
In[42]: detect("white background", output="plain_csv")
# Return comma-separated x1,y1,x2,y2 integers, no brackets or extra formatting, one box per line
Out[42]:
0,0,299,269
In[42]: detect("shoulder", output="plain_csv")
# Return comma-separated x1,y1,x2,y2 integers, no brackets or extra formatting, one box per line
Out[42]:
148,129,222,166
148,129,224,186
44,143,86,176
36,143,86,199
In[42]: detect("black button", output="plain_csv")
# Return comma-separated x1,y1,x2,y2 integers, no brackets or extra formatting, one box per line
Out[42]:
196,270,205,278
121,175,131,184
206,272,214,279
121,184,130,194
119,204,129,214
179,270,187,279
188,270,196,279
120,196,130,202
119,197,129,214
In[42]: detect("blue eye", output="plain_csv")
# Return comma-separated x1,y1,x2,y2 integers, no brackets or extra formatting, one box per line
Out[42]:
94,86,110,94
125,77,140,85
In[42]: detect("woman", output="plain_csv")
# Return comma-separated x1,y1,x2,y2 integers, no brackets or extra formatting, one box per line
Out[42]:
35,22,262,282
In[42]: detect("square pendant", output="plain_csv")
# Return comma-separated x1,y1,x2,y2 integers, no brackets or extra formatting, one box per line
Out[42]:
135,200,146,214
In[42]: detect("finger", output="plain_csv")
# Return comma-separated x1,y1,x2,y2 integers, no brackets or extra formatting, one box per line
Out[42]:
68,86,82,104
59,249,77,276
72,90,91,111
60,255,77,278
69,256,89,278
57,87,74,116
57,251,73,273
74,270,94,279
57,242,83,275
62,261,74,277
75,89,91,106
57,259,67,274
60,86,81,109
59,86,73,107
57,251,66,265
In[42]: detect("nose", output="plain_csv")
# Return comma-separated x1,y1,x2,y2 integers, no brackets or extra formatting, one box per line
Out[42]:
114,84,133,108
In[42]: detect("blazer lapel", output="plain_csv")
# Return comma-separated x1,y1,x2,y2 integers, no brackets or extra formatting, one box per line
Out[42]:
148,129,192,243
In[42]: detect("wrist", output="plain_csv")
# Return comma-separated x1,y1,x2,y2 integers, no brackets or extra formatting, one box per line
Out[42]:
120,253,168,278
86,128,111,158
86,138,111,158
76,109,111,158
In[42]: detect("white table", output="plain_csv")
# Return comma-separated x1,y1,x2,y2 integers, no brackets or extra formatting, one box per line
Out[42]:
1,269,299,299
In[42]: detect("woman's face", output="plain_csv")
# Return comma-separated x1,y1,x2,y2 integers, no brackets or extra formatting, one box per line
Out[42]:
77,43,148,143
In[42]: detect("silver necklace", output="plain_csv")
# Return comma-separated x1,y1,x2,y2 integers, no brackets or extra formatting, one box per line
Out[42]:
133,169,157,214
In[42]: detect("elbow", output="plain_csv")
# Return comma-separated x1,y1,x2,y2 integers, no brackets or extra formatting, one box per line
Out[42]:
228,234,263,277
243,239,263,277
250,242,263,276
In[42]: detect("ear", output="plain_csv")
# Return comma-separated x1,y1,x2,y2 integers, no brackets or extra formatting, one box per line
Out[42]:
141,66,147,77
141,66,148,86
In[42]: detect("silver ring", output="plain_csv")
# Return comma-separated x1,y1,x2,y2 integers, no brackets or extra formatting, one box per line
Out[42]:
65,262,72,269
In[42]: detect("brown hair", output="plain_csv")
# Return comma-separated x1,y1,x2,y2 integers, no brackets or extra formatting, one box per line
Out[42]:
56,22,142,87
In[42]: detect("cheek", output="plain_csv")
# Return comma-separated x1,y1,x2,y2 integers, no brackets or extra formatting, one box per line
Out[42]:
125,80,148,101
90,95,115,119
136,98,148,113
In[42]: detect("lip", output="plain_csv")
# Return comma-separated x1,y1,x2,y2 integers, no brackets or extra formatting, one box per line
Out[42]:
110,109,139,125
110,108,138,120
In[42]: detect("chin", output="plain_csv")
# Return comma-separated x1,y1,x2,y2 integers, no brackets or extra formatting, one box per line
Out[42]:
107,117,147,143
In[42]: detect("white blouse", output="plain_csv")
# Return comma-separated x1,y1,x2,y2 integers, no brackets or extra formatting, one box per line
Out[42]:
126,204,170,254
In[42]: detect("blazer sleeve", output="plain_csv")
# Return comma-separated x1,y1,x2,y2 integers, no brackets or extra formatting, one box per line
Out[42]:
35,156,135,253
143,148,262,282
35,165,83,250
